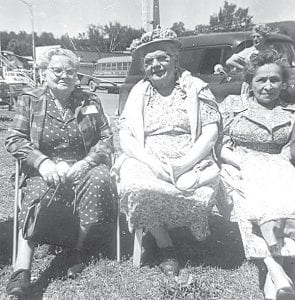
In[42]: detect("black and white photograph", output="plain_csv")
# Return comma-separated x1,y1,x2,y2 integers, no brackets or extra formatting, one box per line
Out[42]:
1,0,295,299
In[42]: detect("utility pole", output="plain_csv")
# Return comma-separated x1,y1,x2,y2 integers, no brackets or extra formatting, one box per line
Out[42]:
142,0,160,32
18,0,36,82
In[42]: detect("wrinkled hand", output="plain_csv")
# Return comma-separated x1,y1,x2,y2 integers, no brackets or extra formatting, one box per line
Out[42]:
66,159,91,185
39,159,61,186
147,159,171,182
56,161,70,184
168,160,187,181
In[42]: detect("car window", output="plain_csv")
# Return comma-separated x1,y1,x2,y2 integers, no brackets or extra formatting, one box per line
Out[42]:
179,48,204,75
199,46,233,74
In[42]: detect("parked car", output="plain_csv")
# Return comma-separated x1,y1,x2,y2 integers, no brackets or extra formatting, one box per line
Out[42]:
0,77,16,110
119,31,295,114
4,70,33,85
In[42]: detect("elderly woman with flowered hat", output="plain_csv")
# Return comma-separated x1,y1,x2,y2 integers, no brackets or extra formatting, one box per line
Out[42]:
113,28,221,276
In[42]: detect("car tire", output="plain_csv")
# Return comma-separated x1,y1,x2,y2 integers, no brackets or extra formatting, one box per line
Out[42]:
89,80,97,92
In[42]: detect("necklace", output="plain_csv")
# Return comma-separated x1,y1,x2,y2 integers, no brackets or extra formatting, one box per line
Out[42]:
54,98,69,120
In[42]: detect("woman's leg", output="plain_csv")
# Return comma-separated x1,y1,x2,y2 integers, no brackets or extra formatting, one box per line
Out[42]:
149,226,173,248
67,224,92,279
13,230,35,271
6,230,35,297
264,256,295,299
149,226,180,276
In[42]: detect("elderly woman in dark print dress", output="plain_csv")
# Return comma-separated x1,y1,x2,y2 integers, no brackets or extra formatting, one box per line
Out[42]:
5,48,116,298
220,50,295,300
114,28,221,276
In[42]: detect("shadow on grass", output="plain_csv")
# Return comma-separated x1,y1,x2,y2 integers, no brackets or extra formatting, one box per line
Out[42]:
29,223,119,299
169,214,245,270
0,213,246,298
119,213,246,270
0,218,13,267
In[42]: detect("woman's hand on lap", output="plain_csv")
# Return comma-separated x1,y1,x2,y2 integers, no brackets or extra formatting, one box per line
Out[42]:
56,161,70,183
66,160,91,185
39,159,61,186
147,158,171,182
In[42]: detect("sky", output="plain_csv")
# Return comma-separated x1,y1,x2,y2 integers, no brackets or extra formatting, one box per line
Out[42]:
1,0,295,37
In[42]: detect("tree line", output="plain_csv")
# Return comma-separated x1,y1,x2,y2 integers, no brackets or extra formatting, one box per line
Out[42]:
0,22,144,57
1,1,295,57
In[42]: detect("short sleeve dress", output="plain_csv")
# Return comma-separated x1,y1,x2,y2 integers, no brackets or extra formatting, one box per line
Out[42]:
220,95,295,256
118,83,220,241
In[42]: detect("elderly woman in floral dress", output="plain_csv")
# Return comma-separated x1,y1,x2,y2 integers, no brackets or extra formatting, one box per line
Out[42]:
114,28,221,276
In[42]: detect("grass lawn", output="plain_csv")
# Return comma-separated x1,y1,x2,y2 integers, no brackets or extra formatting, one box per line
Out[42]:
0,110,264,299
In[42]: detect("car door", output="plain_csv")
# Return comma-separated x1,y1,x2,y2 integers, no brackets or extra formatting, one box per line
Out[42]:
179,46,242,102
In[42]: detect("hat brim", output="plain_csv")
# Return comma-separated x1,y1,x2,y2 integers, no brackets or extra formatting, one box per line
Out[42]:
132,39,181,58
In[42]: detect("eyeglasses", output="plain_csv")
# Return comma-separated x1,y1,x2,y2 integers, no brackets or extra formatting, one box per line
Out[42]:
143,54,171,67
48,67,77,77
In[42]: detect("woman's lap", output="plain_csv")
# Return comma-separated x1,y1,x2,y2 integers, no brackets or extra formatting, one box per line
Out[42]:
119,158,218,240
19,164,116,229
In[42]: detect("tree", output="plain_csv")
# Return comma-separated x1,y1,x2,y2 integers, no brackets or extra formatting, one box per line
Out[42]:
171,22,186,36
87,22,143,52
209,1,253,32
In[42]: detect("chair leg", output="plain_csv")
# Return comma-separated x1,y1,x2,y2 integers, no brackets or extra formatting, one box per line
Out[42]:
13,159,21,268
133,228,143,268
116,210,121,262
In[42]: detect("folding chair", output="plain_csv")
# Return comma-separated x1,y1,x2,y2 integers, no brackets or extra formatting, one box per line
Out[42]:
112,161,142,267
12,159,21,267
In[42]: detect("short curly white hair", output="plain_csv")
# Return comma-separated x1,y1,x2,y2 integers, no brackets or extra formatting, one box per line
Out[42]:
37,48,80,70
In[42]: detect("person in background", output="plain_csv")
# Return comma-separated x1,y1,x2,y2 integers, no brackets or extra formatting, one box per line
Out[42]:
226,24,271,70
5,48,116,298
220,49,295,300
113,28,221,276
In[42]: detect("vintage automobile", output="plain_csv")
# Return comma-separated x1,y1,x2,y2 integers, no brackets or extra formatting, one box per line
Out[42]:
0,77,16,110
118,31,295,114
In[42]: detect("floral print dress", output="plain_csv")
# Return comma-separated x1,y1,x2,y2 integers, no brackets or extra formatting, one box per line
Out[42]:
119,85,220,241
220,95,295,257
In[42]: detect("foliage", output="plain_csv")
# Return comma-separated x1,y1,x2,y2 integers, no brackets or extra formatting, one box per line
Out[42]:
87,22,143,52
171,22,186,36
193,1,254,34
0,22,143,56
209,1,253,32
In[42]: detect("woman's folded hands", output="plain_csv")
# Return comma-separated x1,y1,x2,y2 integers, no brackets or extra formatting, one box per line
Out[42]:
145,157,171,182
38,159,92,186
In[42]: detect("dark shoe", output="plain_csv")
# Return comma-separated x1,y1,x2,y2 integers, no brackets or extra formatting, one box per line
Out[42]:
158,246,180,276
67,249,85,279
6,269,31,298
67,263,85,279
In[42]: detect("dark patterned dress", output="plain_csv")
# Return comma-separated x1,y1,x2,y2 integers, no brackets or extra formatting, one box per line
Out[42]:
18,99,116,229
119,86,220,241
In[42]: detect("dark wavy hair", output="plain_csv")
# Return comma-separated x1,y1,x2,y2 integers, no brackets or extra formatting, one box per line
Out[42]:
244,49,290,84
